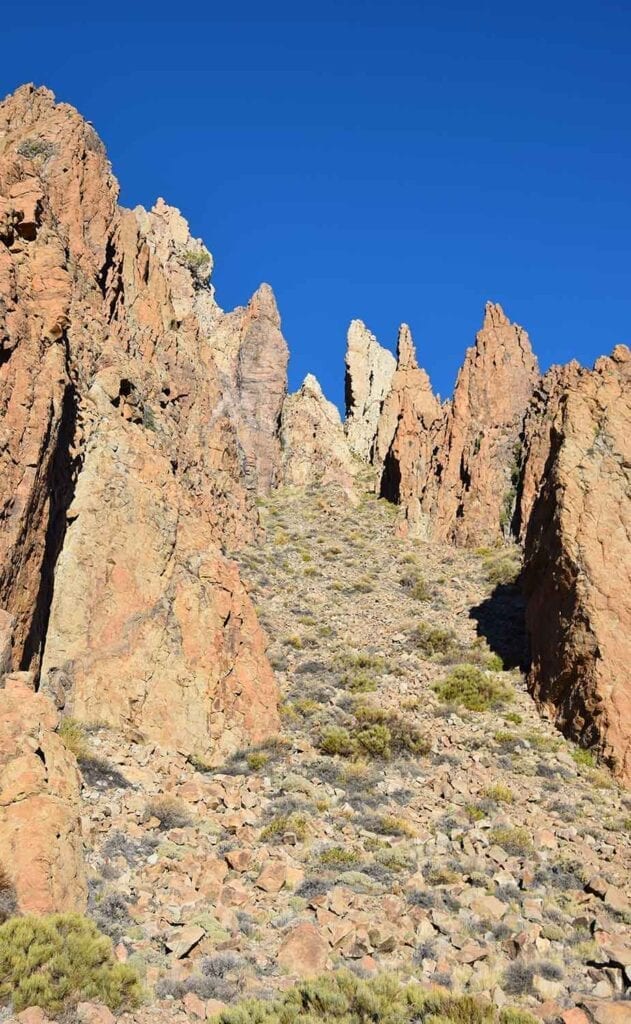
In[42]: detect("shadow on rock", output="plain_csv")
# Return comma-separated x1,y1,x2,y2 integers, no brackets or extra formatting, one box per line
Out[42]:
469,583,529,671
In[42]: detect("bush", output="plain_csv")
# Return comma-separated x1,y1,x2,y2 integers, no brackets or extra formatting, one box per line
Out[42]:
356,723,392,758
434,664,512,712
17,138,54,159
0,913,142,1013
58,717,88,758
90,892,132,943
413,622,457,656
260,812,308,842
318,846,361,868
489,827,533,857
0,865,18,924
146,795,192,830
485,783,514,804
212,969,520,1024
400,573,431,601
319,726,356,757
572,747,597,768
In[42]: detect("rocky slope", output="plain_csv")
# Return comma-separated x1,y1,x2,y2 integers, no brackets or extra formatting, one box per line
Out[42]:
0,82,630,1024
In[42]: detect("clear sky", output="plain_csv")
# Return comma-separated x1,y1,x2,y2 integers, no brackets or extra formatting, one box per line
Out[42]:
4,1,631,408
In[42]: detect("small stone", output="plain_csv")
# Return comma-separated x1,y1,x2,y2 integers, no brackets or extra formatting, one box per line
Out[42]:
183,993,206,1019
255,860,287,893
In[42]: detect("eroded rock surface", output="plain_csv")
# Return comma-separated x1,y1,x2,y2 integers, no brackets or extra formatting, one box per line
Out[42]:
0,85,279,762
419,302,539,546
280,374,357,492
373,324,441,536
344,319,396,460
523,345,631,785
0,675,86,913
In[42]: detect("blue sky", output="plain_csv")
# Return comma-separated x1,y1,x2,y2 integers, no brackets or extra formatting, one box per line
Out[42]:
4,1,631,408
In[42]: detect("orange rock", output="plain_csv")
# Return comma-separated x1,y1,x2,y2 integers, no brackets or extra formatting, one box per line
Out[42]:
277,921,329,976
524,345,631,785
0,680,86,913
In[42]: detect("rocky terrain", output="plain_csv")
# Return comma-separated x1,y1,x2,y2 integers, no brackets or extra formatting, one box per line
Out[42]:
0,84,630,1024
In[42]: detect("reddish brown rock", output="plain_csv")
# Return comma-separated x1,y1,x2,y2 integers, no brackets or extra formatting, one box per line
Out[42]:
277,921,329,976
373,324,441,536
0,676,86,913
0,85,279,764
523,345,631,785
420,302,539,545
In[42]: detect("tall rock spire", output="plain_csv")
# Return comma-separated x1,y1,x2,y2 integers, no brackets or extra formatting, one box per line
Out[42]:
344,319,396,460
419,302,540,546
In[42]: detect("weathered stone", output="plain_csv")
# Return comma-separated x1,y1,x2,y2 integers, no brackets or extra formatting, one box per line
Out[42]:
420,302,539,545
374,324,441,537
280,374,357,492
165,924,205,958
523,345,631,785
0,678,86,913
345,319,396,460
277,922,329,976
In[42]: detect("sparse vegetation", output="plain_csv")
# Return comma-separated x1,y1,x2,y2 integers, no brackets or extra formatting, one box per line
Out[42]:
17,137,54,159
0,913,142,1013
212,969,530,1024
434,664,512,712
260,812,309,842
145,795,193,830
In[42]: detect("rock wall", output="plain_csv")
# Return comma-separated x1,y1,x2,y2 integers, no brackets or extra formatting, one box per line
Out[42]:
0,85,280,770
523,345,631,785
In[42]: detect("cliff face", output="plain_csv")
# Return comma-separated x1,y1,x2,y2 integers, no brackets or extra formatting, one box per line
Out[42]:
344,319,396,460
523,345,631,785
0,85,280,768
418,303,540,546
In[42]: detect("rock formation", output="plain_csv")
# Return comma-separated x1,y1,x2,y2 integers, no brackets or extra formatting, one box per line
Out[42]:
523,345,631,785
0,85,279,771
373,324,441,536
0,674,86,913
344,319,396,460
280,374,357,492
418,302,540,546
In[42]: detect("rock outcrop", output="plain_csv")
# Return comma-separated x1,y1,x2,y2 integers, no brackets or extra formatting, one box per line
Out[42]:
344,319,396,460
373,325,441,536
523,345,631,785
419,302,539,546
280,374,357,492
0,85,279,766
0,675,86,913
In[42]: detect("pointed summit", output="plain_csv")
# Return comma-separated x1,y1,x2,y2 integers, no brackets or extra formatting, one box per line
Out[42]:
344,320,396,460
396,323,417,369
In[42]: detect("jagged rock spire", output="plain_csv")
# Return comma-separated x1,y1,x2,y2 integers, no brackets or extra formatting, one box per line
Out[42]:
280,374,357,492
344,319,396,460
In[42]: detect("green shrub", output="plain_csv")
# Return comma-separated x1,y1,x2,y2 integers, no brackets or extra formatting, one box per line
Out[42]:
489,826,533,857
181,249,211,276
434,664,512,712
260,812,308,842
413,622,457,656
572,747,597,768
318,846,361,868
485,783,514,804
58,717,88,758
400,572,431,601
17,138,54,160
211,969,524,1024
319,726,356,757
356,723,392,758
247,751,270,771
341,668,378,693
481,549,521,587
0,913,142,1014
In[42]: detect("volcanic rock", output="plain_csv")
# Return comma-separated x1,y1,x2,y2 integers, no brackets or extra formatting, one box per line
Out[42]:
523,344,631,785
344,319,396,460
280,374,357,492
